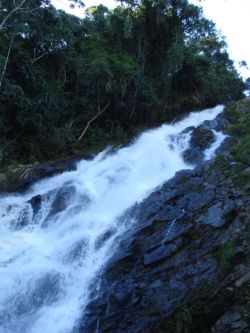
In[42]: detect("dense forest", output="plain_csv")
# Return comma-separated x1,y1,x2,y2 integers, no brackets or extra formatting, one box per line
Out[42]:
0,0,245,163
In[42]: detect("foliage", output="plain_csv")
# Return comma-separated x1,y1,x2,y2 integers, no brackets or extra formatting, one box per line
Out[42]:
225,99,250,165
0,0,245,163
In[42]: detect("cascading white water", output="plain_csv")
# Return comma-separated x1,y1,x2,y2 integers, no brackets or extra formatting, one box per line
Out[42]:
0,105,226,333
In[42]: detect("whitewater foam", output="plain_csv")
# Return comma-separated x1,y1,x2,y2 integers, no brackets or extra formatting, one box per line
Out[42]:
0,105,224,333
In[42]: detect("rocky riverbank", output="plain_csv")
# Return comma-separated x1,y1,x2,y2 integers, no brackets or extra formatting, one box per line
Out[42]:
79,101,250,333
0,100,249,333
0,153,94,193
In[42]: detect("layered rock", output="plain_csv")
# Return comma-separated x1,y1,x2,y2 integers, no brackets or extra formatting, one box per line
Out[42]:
78,110,250,333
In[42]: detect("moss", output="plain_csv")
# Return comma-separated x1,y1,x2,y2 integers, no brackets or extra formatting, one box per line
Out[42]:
217,240,236,271
158,294,234,333
224,99,250,166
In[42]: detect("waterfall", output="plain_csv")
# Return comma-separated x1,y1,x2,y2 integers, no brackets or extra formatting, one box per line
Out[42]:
0,105,226,333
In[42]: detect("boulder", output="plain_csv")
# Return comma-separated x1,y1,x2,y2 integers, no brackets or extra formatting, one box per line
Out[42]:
190,124,216,150
182,147,204,164
181,123,217,165
202,113,230,132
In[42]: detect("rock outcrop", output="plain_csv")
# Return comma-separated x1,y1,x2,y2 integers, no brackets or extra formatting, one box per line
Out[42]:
78,111,250,333
79,157,249,333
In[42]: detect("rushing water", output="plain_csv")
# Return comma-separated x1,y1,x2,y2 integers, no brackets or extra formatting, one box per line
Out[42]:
0,106,226,333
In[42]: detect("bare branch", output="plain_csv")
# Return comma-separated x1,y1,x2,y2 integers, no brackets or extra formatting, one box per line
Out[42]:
32,50,49,63
78,102,110,141
21,6,41,13
0,33,15,89
0,0,27,29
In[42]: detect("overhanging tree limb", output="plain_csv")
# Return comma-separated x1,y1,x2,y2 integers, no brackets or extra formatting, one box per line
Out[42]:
78,102,110,141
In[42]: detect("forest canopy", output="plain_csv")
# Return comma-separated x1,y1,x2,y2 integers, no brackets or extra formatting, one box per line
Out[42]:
0,0,245,163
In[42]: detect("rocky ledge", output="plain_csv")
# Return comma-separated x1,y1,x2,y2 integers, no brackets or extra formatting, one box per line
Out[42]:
79,109,250,333
0,153,93,193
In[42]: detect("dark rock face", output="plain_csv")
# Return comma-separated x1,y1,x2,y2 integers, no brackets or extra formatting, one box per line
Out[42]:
190,124,216,150
182,124,215,165
0,153,93,193
28,194,42,216
182,147,204,164
182,123,215,164
79,158,250,333
48,184,76,218
203,113,230,132
182,113,229,165
212,307,249,333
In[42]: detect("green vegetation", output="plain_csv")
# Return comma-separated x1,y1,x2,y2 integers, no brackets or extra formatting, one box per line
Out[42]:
213,99,250,192
225,99,250,165
158,297,232,333
0,0,245,164
217,240,235,271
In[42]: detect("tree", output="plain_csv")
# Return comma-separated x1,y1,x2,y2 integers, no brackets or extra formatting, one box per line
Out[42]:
0,0,244,164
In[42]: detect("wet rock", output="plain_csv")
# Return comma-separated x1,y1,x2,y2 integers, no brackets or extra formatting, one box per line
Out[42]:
80,148,249,333
181,126,195,134
215,136,234,158
202,113,230,131
197,199,236,228
190,124,216,150
211,113,230,130
212,308,248,333
95,228,117,250
28,194,42,216
182,147,204,164
143,239,182,266
15,204,32,229
182,122,218,165
48,185,76,217
65,240,88,263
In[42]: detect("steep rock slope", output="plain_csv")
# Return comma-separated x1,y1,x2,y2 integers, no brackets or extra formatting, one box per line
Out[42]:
80,100,250,333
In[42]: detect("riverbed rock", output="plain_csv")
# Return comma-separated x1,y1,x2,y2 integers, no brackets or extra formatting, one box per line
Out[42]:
190,124,216,150
181,121,218,165
48,184,76,218
202,113,230,132
79,150,250,333
182,147,204,164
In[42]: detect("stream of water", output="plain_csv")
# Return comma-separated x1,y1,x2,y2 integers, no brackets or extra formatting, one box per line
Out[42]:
0,105,226,333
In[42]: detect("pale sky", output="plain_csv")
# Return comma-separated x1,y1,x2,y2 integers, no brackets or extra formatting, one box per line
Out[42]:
52,0,250,79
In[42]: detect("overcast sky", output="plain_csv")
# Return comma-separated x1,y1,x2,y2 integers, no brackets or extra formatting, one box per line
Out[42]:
52,0,250,79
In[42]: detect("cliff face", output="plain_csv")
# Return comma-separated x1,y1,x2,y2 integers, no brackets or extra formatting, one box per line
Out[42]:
80,101,250,333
